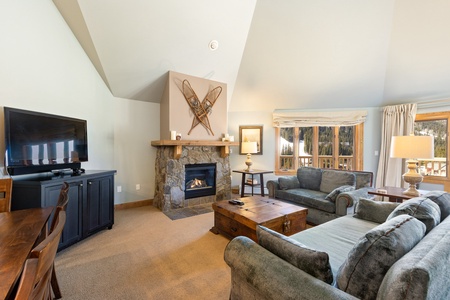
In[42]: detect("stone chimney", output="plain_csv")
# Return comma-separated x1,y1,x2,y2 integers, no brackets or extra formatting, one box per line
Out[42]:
160,71,228,141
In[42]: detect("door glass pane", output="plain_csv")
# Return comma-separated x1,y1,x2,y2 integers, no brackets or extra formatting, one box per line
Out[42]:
280,127,294,171
319,127,333,169
298,127,313,167
339,126,354,170
414,120,447,177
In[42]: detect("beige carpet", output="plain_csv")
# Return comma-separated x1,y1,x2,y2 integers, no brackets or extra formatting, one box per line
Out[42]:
54,205,231,299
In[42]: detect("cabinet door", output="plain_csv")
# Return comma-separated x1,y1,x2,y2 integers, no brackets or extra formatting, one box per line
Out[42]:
43,181,83,250
85,176,114,236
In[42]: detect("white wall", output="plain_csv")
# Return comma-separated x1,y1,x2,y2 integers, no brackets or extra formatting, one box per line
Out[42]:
114,98,159,203
0,1,157,204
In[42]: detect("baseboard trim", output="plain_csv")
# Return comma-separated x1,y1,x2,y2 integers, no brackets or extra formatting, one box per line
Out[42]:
114,199,153,210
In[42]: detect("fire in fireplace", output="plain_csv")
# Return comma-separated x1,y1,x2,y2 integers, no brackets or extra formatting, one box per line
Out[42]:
185,163,216,199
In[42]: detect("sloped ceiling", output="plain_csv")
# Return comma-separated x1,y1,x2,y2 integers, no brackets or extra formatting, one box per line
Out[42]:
53,0,256,103
53,0,450,110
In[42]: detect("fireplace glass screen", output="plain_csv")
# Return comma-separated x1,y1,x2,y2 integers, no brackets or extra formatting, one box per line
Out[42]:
185,163,216,199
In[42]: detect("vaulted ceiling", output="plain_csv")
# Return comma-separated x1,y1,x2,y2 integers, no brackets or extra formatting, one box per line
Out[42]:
53,0,450,111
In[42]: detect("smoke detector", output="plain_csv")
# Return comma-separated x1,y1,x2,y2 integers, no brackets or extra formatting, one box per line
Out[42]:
208,40,219,51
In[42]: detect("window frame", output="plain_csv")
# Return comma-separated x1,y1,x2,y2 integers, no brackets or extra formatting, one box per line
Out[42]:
274,124,364,176
415,111,450,190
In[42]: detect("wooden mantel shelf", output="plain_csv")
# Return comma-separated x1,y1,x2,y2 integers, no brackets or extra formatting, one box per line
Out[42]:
151,140,239,159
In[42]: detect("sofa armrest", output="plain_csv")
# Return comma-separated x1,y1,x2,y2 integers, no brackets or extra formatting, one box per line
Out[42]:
224,236,358,300
335,187,371,216
266,180,280,198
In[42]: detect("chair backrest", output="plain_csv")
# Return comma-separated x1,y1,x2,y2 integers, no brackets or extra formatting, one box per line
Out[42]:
0,178,13,213
14,211,66,300
49,182,69,233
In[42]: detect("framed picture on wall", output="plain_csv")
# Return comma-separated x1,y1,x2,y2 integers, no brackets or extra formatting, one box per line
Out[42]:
239,125,263,155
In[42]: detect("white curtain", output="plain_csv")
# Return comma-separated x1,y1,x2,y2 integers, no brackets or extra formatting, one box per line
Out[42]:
375,103,417,188
273,110,367,127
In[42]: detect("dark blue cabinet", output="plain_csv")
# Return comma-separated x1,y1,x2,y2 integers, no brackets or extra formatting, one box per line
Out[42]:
11,170,115,251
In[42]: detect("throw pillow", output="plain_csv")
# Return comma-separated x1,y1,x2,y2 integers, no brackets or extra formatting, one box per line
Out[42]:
354,198,400,224
297,167,322,191
325,185,355,202
319,170,356,194
387,197,441,234
355,172,373,189
256,226,333,284
336,215,426,300
423,191,450,221
278,176,300,190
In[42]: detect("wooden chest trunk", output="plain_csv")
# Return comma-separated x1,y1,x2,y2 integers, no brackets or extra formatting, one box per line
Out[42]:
211,196,308,242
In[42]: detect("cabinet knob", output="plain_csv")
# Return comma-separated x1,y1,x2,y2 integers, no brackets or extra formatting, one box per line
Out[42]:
79,183,83,187
88,181,92,185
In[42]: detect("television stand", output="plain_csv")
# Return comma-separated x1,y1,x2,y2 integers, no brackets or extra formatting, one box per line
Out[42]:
11,170,116,251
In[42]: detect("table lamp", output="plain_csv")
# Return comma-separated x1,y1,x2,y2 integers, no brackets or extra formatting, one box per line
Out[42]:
390,134,434,196
241,141,258,171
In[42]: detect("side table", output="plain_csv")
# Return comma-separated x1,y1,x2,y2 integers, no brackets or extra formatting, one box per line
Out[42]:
232,169,273,197
368,186,430,203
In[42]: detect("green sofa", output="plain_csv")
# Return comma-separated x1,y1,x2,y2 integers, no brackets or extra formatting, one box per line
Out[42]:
267,167,373,225
225,191,450,300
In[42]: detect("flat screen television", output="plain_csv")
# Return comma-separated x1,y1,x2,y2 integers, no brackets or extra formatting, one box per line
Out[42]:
4,107,88,175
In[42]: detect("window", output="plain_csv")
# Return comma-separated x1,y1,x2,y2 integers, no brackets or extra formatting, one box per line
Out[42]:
414,111,450,189
275,124,364,175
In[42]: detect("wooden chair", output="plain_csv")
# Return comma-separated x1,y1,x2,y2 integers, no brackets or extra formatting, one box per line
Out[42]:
14,211,66,300
49,182,69,299
49,182,69,232
0,178,13,213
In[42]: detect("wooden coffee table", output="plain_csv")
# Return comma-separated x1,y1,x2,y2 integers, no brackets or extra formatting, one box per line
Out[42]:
210,196,308,242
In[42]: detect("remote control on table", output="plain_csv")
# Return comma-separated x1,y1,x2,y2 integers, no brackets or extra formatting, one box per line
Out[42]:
228,199,245,206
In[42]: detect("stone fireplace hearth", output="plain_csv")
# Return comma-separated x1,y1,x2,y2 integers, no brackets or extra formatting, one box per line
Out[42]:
153,142,235,212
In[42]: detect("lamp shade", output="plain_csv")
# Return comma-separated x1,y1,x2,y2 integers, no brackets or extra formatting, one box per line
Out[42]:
241,141,258,154
390,135,434,159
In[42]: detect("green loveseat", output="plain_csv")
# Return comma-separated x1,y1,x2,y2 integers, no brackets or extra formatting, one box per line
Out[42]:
267,167,373,225
225,191,450,300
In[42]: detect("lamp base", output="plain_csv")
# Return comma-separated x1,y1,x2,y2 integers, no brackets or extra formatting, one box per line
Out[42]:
245,153,253,172
402,159,423,197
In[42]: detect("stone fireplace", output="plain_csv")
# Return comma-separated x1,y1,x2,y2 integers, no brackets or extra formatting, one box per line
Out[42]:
152,142,235,212
153,71,237,212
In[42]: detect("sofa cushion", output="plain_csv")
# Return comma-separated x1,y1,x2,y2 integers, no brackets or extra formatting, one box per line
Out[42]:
336,215,426,300
354,198,400,224
319,170,356,194
387,197,441,234
256,226,333,284
278,176,300,190
423,191,450,221
297,167,322,191
275,189,335,213
325,185,355,202
355,172,373,189
377,216,450,299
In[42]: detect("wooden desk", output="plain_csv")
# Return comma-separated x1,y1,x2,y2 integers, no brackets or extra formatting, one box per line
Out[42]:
0,207,53,299
232,169,273,197
368,186,429,203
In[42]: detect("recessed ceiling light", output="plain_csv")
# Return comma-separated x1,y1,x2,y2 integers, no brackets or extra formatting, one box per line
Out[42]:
209,40,219,51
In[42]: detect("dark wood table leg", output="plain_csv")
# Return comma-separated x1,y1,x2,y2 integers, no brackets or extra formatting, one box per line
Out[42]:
260,174,265,196
251,174,254,196
240,173,245,197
